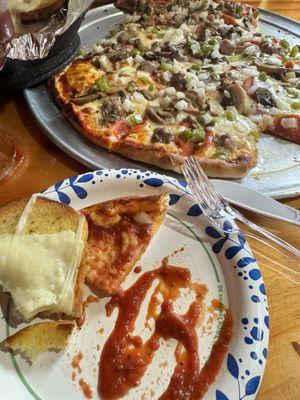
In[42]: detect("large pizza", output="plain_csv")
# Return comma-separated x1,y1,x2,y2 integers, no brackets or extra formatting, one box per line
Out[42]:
52,0,300,178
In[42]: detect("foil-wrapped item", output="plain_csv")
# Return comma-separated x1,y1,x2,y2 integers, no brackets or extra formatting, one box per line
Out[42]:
0,0,94,70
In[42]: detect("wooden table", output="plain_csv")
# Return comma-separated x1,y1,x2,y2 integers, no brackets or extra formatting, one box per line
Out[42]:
0,1,299,399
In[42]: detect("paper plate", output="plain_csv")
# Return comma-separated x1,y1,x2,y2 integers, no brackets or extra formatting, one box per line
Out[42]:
0,169,269,400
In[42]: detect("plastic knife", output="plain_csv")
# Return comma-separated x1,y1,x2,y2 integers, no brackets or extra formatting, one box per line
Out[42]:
212,179,300,227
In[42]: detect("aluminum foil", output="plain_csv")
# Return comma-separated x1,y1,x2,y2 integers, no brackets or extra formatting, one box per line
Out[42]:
0,0,94,70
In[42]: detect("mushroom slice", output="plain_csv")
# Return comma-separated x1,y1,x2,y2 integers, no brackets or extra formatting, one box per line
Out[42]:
227,83,250,115
145,107,175,124
70,93,101,105
184,107,204,116
255,87,275,108
102,96,124,122
219,39,236,55
150,127,173,144
255,62,300,77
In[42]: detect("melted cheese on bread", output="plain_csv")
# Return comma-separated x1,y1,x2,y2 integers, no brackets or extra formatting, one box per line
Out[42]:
0,230,85,320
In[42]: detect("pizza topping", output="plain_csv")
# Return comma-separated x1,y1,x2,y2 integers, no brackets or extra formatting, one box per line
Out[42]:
158,96,170,108
109,49,130,62
90,209,121,228
255,62,295,77
219,38,236,55
290,45,299,58
273,114,300,143
179,128,194,140
281,117,298,129
260,36,282,55
145,106,175,123
258,71,268,82
139,60,157,73
71,93,100,105
198,113,215,127
227,83,249,114
126,80,138,93
255,87,275,108
179,127,206,143
291,102,300,111
285,87,300,99
125,113,143,126
133,211,153,224
151,127,173,143
117,27,138,44
95,75,110,91
214,133,234,150
122,98,135,113
224,109,236,122
174,99,188,110
243,44,260,57
102,96,125,122
170,72,186,91
279,38,290,50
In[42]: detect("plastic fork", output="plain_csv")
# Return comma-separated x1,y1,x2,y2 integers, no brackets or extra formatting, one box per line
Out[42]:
182,156,300,283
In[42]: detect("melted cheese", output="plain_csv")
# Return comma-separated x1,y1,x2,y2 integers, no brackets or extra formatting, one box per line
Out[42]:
66,62,101,94
0,230,84,320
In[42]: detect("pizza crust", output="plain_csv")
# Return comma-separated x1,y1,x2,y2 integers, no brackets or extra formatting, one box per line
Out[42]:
63,102,116,150
116,141,256,178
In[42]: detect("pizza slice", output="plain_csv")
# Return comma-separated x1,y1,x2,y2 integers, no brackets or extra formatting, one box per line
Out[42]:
81,193,169,294
219,55,300,144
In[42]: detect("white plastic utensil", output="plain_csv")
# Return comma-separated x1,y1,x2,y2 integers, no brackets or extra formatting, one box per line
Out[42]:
212,179,300,227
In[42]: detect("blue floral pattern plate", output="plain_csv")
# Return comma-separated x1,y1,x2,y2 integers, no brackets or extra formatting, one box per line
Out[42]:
0,169,269,400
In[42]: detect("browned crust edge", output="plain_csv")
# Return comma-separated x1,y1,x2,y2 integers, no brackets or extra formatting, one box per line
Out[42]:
72,216,88,318
4,321,75,344
116,141,257,178
19,0,64,23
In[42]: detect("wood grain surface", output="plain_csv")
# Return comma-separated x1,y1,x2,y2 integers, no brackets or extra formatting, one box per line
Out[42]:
0,1,300,399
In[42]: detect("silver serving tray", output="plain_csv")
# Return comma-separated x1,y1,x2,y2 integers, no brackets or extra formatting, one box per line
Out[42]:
24,5,300,199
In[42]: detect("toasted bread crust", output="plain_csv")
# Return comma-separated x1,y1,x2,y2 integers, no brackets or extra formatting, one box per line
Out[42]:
18,0,64,22
4,321,75,360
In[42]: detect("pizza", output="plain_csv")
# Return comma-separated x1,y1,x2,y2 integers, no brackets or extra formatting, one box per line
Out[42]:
52,0,300,178
81,193,169,294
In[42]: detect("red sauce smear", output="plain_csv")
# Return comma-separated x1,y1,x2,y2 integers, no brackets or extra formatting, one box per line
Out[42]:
98,261,233,399
71,351,83,373
79,378,93,399
77,295,99,328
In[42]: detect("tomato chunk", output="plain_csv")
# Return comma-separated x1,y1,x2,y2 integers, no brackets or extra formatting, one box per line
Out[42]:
272,114,300,144
222,14,237,26
109,119,129,139
285,60,295,69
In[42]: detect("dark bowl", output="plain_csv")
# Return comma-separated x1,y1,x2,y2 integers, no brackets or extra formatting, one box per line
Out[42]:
0,13,85,92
